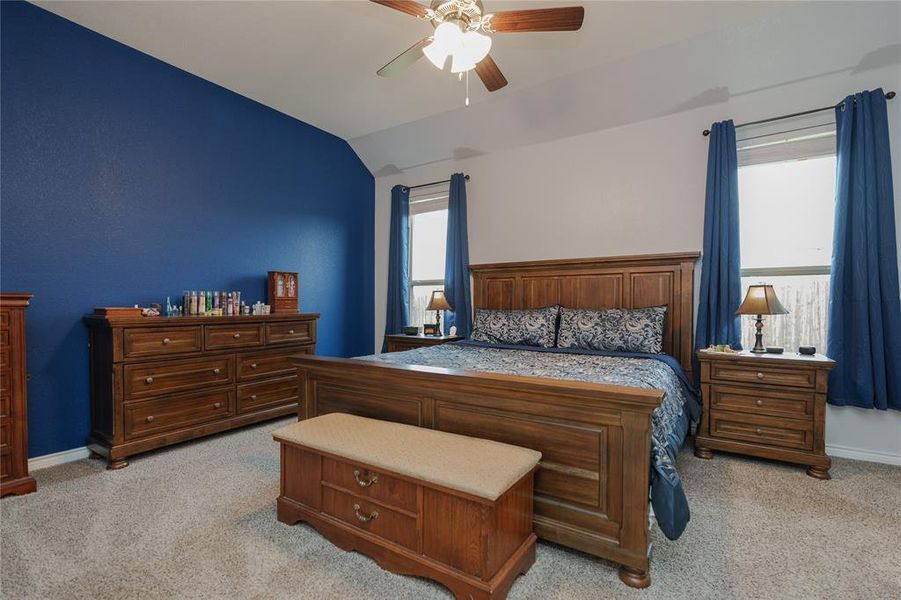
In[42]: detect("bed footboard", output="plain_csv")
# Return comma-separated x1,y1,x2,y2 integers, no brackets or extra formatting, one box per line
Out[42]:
291,354,663,587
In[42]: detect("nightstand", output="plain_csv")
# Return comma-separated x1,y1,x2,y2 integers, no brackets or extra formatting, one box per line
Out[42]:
384,334,464,353
695,349,836,479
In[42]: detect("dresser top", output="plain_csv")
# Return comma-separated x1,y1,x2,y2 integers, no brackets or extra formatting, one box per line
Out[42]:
697,348,835,368
84,312,319,328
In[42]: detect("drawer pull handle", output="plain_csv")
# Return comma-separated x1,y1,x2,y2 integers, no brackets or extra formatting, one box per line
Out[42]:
212,368,221,375
352,503,379,523
288,329,295,334
250,394,257,400
756,372,764,380
144,376,154,384
233,333,241,339
213,402,222,409
756,399,764,406
755,428,763,436
145,415,154,423
250,363,258,369
162,338,171,345
353,470,379,487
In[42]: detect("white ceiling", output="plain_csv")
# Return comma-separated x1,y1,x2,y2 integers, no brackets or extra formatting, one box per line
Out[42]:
34,1,901,175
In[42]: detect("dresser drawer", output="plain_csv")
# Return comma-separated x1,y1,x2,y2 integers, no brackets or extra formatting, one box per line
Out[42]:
710,363,815,389
322,457,418,514
0,450,10,479
710,410,813,451
267,321,314,345
0,420,9,450
0,347,8,369
1,390,10,419
123,327,202,358
237,347,311,381
124,356,235,400
0,370,9,402
204,324,264,350
709,385,813,419
0,311,9,329
237,376,299,414
124,390,234,439
322,485,418,551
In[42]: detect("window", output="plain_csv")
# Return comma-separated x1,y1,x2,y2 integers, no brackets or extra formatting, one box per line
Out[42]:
737,116,836,351
408,183,449,328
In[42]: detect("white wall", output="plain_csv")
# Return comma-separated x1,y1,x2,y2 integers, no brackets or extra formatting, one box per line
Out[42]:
373,63,901,465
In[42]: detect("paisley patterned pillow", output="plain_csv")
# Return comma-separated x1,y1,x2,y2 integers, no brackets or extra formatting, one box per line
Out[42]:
470,306,560,348
556,306,667,354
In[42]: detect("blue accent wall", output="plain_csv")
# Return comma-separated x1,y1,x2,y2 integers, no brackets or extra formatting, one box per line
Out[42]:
0,2,374,457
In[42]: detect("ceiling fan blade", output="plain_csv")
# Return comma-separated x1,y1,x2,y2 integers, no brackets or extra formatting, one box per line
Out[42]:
474,55,508,92
487,7,584,32
370,0,430,19
377,37,430,77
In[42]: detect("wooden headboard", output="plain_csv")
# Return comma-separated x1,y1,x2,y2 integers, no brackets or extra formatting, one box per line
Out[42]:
470,252,700,377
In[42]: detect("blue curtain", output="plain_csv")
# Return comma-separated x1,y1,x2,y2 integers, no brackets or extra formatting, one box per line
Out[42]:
695,120,742,376
382,184,410,352
827,89,901,411
444,173,472,337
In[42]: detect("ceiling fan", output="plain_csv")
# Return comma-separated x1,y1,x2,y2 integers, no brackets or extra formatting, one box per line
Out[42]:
371,0,584,92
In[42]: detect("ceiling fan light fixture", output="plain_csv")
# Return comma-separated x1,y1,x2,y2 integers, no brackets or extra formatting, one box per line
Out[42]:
452,30,491,72
423,20,463,69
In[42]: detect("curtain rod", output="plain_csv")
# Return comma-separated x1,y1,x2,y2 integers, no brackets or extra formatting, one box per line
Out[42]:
406,174,470,191
702,90,895,136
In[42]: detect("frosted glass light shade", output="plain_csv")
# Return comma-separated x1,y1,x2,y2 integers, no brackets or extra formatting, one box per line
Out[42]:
423,21,463,70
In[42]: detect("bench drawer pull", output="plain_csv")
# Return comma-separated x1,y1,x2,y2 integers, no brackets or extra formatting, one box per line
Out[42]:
145,376,154,385
756,399,764,406
288,329,295,335
250,363,258,369
162,337,171,345
233,333,241,339
352,503,378,523
353,469,379,487
756,372,764,380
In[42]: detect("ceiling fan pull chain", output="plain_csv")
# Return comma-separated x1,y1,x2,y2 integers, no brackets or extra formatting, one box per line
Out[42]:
465,70,470,107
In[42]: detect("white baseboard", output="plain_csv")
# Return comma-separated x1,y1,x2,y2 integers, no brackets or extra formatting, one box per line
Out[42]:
28,446,91,471
826,444,901,466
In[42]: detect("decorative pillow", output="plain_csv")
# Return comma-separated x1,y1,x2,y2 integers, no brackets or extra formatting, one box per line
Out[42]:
556,306,667,354
470,306,560,348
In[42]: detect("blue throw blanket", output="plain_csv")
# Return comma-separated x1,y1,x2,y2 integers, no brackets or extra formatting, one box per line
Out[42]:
356,340,700,540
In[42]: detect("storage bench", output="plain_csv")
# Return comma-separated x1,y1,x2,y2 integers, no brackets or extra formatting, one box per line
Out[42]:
274,413,542,600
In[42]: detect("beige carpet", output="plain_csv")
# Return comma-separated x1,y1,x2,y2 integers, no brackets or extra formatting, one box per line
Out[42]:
2,418,899,599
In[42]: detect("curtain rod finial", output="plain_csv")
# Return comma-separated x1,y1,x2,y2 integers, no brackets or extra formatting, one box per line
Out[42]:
702,129,711,137
887,91,896,100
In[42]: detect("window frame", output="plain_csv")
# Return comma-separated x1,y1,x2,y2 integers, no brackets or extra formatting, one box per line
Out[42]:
407,183,450,322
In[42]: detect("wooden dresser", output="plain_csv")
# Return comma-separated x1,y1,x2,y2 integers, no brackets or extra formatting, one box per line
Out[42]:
695,350,835,479
385,334,463,352
84,313,319,469
1,293,37,497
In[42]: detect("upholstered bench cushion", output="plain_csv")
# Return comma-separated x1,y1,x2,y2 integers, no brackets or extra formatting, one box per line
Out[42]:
273,413,541,501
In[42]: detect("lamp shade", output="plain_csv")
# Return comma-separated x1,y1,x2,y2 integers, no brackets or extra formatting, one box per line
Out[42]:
427,290,453,311
736,285,789,316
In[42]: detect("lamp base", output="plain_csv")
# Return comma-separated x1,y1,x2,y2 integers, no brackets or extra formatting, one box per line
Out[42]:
750,315,766,353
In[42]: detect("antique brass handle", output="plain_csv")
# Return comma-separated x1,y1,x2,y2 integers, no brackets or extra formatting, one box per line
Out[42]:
233,333,241,339
145,415,154,423
353,470,379,487
250,395,257,400
162,338,171,345
352,503,378,523
145,376,154,384
213,368,221,375
755,428,763,436
756,399,764,406
250,363,258,369
756,372,764,380
288,329,295,334
213,402,222,409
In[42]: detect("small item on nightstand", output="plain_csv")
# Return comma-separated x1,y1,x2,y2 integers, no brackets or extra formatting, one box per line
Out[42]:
765,346,784,354
403,326,419,335
799,346,816,355
423,323,438,336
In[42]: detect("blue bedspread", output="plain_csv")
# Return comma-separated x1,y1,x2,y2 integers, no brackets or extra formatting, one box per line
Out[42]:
356,340,700,540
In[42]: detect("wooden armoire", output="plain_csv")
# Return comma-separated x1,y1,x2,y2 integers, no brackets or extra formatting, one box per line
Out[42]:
1,293,36,497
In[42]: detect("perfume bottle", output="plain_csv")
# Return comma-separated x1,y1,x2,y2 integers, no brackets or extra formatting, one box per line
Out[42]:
165,296,172,317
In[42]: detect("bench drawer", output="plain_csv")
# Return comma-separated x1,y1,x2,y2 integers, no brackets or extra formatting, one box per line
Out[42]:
124,356,234,400
237,376,299,414
710,363,815,389
709,410,813,451
204,324,264,350
709,385,813,419
267,321,314,345
322,485,418,551
124,390,233,439
123,327,202,358
322,457,418,514
237,347,310,381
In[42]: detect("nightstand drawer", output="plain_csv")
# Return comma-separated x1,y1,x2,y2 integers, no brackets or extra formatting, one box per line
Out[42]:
710,411,813,451
709,385,814,419
710,364,815,389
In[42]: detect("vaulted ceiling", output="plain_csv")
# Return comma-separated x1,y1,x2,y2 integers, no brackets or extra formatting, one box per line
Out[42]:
35,1,901,175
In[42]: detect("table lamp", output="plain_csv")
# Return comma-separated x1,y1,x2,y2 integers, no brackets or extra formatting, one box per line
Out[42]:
426,290,452,336
736,284,789,353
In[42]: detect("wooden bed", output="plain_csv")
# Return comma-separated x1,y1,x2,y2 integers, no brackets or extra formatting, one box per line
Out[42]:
291,252,699,588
